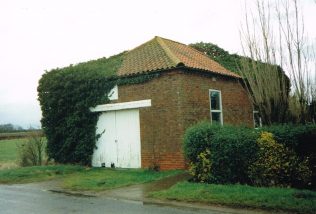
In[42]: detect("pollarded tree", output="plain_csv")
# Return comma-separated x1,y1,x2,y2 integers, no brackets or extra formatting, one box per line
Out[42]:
240,0,316,124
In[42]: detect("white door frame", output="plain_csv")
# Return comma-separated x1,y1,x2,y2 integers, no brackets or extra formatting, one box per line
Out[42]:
90,99,151,112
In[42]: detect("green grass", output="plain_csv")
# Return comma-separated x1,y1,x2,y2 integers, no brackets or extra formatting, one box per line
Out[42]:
150,182,316,214
0,165,85,184
62,168,182,191
0,138,27,162
0,165,182,190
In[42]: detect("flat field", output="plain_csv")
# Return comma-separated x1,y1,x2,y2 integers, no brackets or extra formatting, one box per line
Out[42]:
0,138,27,169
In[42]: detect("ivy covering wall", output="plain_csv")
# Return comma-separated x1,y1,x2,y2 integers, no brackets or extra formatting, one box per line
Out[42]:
37,53,124,164
190,42,243,74
37,52,162,165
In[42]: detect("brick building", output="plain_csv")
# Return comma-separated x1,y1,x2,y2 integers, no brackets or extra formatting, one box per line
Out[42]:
91,36,253,170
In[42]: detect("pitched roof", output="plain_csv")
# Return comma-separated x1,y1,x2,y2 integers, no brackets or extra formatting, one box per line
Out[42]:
117,36,240,78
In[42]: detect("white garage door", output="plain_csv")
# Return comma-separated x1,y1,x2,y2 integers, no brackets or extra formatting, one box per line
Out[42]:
92,109,141,168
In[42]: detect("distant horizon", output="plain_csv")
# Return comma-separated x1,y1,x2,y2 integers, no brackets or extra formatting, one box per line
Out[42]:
0,122,41,130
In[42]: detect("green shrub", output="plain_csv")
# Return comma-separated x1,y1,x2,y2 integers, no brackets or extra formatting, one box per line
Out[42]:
17,133,47,167
249,132,311,188
209,126,258,184
261,124,316,188
183,122,220,163
184,122,258,184
184,123,314,188
189,149,212,182
261,124,316,151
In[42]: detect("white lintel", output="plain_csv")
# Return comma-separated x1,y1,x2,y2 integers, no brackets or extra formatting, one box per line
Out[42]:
90,99,151,112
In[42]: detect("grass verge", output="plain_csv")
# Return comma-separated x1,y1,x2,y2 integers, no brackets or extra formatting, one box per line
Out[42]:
0,165,85,184
150,182,316,214
62,168,182,191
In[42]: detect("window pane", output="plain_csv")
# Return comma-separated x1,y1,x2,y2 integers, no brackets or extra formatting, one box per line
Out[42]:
211,112,221,124
253,112,261,128
210,91,220,110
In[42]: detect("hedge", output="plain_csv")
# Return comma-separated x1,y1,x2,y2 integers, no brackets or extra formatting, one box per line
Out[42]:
262,124,316,188
184,122,316,189
249,132,311,188
261,124,316,158
184,122,258,184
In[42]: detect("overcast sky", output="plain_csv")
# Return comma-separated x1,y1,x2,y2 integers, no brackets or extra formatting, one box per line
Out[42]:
0,0,315,128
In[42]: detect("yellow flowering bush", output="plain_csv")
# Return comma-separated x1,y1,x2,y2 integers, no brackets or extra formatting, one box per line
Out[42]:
249,132,311,187
189,149,212,183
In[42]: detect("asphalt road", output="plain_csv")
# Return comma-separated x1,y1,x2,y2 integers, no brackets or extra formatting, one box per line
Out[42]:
0,183,223,214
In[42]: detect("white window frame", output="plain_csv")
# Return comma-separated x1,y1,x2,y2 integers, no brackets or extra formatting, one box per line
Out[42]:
209,89,223,125
253,110,262,128
107,85,118,101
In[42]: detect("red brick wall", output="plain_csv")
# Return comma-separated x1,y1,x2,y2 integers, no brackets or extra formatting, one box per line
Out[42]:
114,70,253,170
180,71,254,128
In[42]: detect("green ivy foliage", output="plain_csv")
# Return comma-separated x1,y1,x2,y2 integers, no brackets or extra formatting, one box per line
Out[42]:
37,53,125,165
190,42,289,78
117,72,161,86
190,42,243,74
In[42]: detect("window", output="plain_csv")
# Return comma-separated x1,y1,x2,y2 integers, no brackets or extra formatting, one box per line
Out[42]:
107,85,118,100
209,89,223,125
253,110,262,128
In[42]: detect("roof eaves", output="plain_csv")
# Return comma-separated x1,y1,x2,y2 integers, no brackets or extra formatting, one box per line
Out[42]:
182,66,242,79
118,65,241,79
117,66,178,77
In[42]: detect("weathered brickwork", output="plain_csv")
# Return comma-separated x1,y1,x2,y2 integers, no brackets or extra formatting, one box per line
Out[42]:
114,69,253,170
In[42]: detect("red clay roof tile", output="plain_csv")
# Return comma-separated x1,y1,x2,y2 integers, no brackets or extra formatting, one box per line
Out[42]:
117,36,240,78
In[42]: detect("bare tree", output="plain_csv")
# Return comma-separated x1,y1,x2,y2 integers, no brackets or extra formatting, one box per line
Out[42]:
240,0,289,125
240,0,316,124
17,132,46,166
